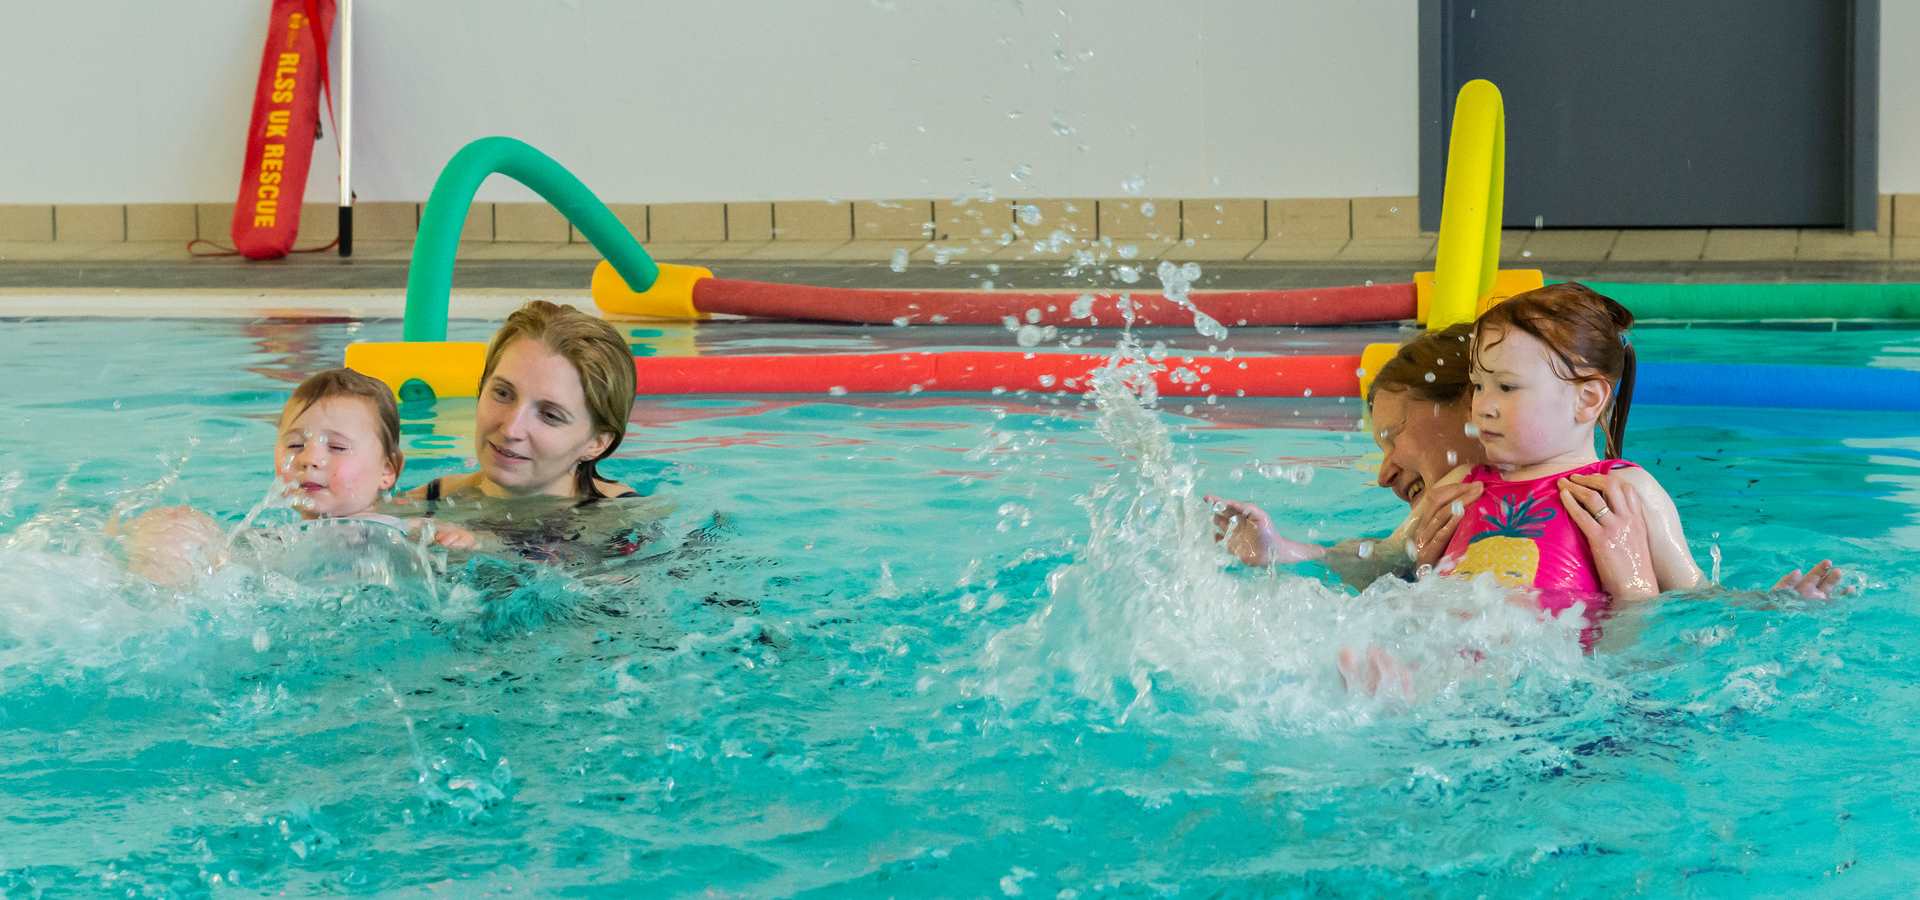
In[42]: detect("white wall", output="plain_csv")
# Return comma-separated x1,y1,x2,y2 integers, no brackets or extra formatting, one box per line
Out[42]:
0,0,1417,204
5,1,1914,207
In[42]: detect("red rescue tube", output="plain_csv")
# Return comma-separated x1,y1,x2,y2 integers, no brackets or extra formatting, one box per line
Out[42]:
632,352,1362,397
688,278,1414,327
231,0,336,259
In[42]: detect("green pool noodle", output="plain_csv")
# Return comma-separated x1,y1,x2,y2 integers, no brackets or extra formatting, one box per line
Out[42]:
1581,281,1920,321
405,136,658,342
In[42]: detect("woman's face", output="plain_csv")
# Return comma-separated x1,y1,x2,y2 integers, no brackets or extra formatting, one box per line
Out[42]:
474,338,612,498
1369,389,1482,506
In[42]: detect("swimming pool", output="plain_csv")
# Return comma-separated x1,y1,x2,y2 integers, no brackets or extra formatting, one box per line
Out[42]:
3,314,1917,895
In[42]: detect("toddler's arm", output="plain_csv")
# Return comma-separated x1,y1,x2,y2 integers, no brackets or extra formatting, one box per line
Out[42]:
115,505,229,588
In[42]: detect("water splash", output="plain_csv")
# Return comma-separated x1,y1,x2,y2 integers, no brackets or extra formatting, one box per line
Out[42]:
975,339,1589,735
1154,260,1227,341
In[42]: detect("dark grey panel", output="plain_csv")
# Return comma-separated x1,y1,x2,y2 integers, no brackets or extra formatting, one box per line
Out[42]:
1427,0,1861,229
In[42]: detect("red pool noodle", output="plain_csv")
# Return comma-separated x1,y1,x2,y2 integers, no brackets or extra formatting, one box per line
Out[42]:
688,279,1414,326
632,352,1363,398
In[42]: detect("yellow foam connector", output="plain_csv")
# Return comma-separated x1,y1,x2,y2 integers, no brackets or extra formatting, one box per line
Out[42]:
1414,268,1547,324
592,261,713,320
344,341,489,400
1356,342,1402,404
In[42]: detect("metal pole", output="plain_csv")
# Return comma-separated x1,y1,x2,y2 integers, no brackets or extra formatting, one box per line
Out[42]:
337,0,354,256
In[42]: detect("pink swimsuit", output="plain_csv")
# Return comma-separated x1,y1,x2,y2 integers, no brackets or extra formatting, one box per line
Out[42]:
1440,459,1637,618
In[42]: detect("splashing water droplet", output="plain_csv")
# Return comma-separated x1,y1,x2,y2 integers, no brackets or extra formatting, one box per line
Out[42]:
889,248,910,272
828,386,849,396
1010,163,1032,183
1424,372,1436,383
1120,175,1146,196
1463,424,1481,438
1017,204,1043,225
1140,201,1156,218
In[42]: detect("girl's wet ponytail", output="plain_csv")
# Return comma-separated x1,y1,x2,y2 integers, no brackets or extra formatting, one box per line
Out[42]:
1603,296,1635,459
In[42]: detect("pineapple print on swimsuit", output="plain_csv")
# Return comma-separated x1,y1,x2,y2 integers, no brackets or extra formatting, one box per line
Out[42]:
1439,459,1638,615
1455,495,1555,588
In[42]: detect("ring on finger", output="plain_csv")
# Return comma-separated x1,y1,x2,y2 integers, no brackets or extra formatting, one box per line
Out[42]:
1593,504,1612,519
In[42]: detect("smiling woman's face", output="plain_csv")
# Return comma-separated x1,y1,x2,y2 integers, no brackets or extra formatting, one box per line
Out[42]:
1369,388,1483,506
474,338,612,498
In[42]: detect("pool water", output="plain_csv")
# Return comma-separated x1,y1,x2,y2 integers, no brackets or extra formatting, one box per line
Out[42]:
2,316,1917,895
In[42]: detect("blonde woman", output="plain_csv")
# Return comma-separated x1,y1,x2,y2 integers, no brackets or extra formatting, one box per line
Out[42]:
405,301,657,560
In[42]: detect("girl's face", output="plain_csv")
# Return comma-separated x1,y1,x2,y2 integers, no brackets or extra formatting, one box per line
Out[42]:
275,396,398,519
1469,326,1610,470
474,338,612,498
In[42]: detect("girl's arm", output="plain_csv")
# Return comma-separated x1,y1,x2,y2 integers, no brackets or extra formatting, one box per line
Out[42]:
1605,468,1705,592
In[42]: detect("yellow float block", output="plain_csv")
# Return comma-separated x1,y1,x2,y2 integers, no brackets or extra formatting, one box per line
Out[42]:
344,341,489,400
1414,268,1547,324
592,260,713,320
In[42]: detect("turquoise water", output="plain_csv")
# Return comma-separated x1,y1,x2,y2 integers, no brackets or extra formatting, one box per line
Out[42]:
2,317,1918,896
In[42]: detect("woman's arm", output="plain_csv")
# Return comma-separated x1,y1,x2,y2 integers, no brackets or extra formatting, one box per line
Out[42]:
1565,473,1853,602
1207,480,1481,589
1559,474,1660,603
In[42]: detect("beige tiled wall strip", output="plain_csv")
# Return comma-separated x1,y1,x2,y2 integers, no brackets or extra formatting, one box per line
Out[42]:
4,196,1919,261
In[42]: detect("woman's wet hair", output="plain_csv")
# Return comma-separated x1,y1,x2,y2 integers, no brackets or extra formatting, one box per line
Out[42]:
1367,322,1475,407
480,300,636,499
285,368,403,470
1473,282,1637,458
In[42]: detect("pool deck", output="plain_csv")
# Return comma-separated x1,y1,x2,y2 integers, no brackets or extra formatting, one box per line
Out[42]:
3,234,1919,319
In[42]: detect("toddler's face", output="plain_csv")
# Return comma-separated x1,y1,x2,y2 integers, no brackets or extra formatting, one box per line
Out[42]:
274,396,397,518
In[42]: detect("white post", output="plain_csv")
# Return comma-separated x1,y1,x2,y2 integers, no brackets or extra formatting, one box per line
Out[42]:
338,0,354,256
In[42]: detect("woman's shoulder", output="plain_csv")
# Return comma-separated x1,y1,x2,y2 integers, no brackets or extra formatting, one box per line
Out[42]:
591,478,641,500
402,471,482,500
